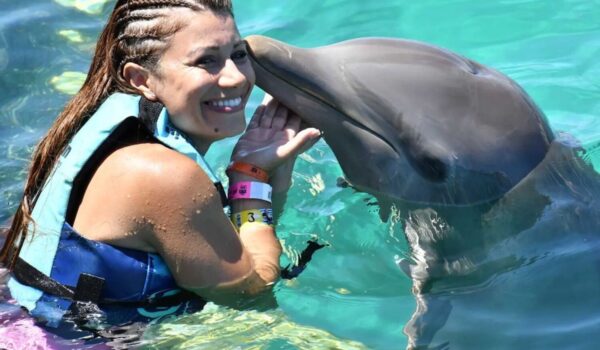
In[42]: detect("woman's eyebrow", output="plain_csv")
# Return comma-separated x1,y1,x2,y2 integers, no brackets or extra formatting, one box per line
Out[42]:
186,41,246,58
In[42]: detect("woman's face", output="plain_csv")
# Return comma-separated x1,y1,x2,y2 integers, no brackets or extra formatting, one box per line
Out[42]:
147,9,255,151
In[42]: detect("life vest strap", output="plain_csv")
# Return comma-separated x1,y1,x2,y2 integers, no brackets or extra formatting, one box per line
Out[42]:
15,235,326,305
13,257,199,308
138,97,163,134
14,257,78,301
73,273,105,303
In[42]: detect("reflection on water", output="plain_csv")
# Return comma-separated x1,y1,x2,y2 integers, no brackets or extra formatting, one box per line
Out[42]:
142,303,368,349
53,0,113,15
0,0,599,349
50,71,86,95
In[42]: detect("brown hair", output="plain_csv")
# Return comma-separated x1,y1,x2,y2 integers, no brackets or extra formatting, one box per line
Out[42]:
0,0,233,269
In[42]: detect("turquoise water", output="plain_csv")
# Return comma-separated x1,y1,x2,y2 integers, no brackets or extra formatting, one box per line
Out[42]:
1,0,600,349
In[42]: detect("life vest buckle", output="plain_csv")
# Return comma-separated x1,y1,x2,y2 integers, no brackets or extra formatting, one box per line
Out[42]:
73,273,105,303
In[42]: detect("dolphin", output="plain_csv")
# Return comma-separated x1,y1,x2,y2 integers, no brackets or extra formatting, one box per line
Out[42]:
245,35,554,211
245,35,600,349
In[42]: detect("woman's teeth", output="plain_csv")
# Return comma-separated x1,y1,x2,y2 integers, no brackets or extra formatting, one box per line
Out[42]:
207,97,242,108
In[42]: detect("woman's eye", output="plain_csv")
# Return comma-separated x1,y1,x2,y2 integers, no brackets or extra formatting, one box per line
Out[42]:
195,56,217,66
232,50,248,61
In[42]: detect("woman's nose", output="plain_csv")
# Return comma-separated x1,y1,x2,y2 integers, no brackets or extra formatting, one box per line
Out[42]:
218,59,246,88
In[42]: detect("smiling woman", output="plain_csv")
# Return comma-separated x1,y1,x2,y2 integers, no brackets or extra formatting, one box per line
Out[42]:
123,8,256,152
0,0,320,337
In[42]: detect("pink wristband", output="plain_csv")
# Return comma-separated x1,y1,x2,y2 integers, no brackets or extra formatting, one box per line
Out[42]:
228,181,273,203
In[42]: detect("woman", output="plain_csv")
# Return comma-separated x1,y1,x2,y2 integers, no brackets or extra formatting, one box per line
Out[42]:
0,0,320,326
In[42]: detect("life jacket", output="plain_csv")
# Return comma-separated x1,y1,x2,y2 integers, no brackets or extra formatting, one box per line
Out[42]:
7,93,227,325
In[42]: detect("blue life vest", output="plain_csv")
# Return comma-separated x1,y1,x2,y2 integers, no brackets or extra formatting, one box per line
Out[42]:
8,93,225,325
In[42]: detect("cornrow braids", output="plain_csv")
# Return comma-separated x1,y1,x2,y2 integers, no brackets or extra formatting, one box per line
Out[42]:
1,0,234,269
111,0,232,92
113,9,185,88
122,0,202,11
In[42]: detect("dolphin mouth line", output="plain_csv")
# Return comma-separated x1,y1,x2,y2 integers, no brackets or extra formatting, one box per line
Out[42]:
247,49,402,156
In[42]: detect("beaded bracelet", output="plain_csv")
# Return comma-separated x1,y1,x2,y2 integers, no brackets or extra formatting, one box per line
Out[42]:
228,181,272,203
232,208,274,230
226,161,269,182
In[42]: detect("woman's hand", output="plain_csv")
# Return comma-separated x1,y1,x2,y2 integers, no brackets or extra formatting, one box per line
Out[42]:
231,95,321,183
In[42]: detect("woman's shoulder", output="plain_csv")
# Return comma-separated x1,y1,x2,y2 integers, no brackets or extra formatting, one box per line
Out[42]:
72,142,220,246
97,142,221,205
104,143,213,186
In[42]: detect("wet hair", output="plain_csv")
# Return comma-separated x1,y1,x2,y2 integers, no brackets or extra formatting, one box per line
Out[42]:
0,0,234,269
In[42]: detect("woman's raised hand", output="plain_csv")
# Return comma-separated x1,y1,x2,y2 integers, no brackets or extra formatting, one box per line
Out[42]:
231,95,321,174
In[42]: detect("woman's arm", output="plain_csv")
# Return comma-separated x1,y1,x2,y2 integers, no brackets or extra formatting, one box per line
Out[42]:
146,96,320,304
72,143,280,306
137,151,281,304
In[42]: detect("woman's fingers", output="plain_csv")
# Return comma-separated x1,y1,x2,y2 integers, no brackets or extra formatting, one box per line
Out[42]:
294,127,322,154
297,129,322,153
284,113,302,136
247,105,265,129
259,98,279,128
278,127,321,158
236,93,321,171
271,104,289,131
248,94,275,129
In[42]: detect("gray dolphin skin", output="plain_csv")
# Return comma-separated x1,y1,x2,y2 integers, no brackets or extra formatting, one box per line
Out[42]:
246,35,600,349
245,35,554,209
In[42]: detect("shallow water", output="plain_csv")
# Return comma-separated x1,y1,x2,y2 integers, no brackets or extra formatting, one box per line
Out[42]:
1,0,600,349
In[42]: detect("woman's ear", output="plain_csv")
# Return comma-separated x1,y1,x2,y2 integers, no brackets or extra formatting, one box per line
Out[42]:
122,62,158,101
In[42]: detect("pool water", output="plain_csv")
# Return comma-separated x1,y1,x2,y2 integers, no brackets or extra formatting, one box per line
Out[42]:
1,0,600,349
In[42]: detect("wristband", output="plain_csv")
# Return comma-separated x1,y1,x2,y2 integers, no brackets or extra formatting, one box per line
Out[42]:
228,181,272,203
227,161,269,182
232,208,274,229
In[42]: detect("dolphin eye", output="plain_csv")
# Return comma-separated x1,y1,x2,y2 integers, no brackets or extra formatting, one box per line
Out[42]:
417,155,448,182
405,147,448,182
396,116,448,182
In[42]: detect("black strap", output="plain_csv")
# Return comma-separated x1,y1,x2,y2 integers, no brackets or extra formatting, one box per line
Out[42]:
138,97,163,134
281,240,327,279
13,257,200,307
15,235,326,307
14,258,105,304
73,273,105,303
14,257,76,300
215,182,230,208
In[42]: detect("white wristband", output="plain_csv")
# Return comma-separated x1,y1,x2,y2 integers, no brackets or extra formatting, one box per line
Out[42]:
228,181,273,203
